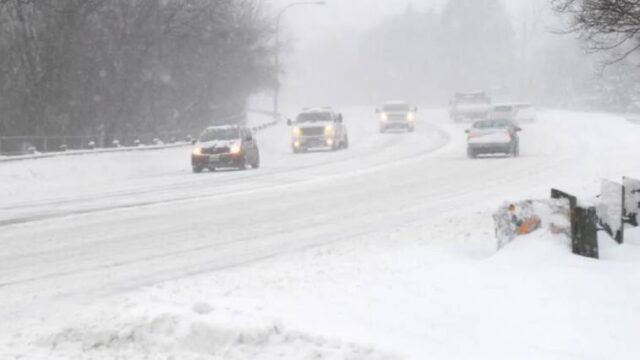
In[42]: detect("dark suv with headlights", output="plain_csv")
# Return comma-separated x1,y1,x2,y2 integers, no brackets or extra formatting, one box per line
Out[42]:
191,125,260,173
287,108,349,153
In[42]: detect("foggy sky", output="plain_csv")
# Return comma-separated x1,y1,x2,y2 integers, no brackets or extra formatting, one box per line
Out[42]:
270,0,533,48
267,0,552,108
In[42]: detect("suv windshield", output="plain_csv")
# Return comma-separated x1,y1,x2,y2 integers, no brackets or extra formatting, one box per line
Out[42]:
199,127,240,142
297,112,332,123
383,104,410,112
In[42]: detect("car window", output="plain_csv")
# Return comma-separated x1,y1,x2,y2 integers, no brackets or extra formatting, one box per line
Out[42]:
199,127,240,142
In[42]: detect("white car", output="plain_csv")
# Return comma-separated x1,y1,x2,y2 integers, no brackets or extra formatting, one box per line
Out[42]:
489,104,519,121
466,119,522,158
514,103,537,123
376,101,418,133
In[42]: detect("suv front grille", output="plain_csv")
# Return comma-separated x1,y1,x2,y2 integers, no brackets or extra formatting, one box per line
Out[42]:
389,114,407,121
301,127,324,136
202,147,230,155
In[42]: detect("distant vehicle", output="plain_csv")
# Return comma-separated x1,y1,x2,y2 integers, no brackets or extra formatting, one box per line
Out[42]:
514,103,537,123
376,101,418,133
287,108,349,153
449,92,492,122
466,119,522,158
191,125,260,173
489,104,519,121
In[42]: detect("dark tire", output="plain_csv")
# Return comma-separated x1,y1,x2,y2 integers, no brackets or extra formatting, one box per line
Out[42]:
238,157,247,170
511,142,519,157
192,166,203,174
379,128,386,134
467,148,476,159
252,153,261,169
408,126,415,133
343,136,349,149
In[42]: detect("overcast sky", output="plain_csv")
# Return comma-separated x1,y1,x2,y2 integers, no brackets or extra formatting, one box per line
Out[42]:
268,0,537,48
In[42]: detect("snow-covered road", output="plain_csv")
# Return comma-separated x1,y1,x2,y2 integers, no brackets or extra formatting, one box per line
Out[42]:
1,108,640,359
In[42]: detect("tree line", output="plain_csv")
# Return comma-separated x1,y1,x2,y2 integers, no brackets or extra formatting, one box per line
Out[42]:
0,0,275,140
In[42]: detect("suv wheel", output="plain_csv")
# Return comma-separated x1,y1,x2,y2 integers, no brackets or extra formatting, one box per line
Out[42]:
467,147,476,159
192,166,203,174
343,136,349,149
252,153,261,169
238,157,247,170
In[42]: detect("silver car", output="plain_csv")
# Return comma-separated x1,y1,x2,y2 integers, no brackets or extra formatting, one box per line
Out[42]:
466,119,522,158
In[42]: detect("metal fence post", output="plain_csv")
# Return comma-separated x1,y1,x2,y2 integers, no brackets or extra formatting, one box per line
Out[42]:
551,189,598,259
575,206,599,259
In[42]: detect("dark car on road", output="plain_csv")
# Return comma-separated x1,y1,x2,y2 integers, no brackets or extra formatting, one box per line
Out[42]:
191,125,260,172
466,119,521,158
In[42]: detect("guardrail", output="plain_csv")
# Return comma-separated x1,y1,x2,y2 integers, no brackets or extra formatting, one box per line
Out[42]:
0,111,280,163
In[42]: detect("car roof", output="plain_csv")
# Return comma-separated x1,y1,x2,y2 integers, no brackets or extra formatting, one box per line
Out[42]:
473,119,514,126
300,107,334,114
204,125,242,131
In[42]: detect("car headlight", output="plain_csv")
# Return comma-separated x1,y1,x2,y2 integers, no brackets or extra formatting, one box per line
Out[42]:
380,113,388,122
230,144,241,154
293,127,302,137
192,147,202,156
407,113,416,121
324,125,334,136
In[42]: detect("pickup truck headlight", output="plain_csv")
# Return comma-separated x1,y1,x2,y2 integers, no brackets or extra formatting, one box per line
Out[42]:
407,113,416,121
324,125,334,136
293,127,302,137
380,113,388,122
192,147,202,156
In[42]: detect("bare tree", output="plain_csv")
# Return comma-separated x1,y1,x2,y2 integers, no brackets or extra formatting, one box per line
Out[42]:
553,0,640,63
0,0,275,142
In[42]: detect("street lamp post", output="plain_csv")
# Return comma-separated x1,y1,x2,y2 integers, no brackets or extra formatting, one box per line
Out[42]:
274,1,326,116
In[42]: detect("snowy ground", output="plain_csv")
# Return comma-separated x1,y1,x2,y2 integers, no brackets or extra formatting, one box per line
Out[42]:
1,108,639,359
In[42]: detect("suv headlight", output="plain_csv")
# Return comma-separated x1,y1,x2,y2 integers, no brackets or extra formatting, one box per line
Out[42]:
230,144,241,154
293,127,302,137
380,113,388,122
192,147,202,156
407,113,416,121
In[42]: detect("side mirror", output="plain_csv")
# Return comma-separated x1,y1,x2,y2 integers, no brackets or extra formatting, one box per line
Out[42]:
246,134,253,141
516,127,522,132
191,139,197,145
413,107,418,112
465,129,470,134
337,114,343,123
375,108,380,114
286,119,293,126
